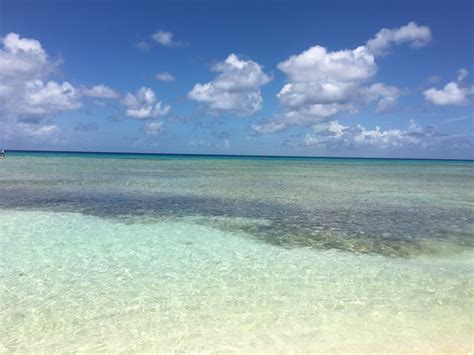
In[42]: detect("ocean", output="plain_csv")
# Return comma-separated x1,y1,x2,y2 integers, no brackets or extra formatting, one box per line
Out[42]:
1,152,473,352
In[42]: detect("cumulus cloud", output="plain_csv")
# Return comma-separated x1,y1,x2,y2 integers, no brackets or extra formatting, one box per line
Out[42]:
360,83,402,113
424,69,473,106
156,71,176,82
122,87,171,119
424,83,471,106
253,22,429,134
252,104,348,134
278,45,376,83
0,33,83,124
20,80,82,116
252,81,402,134
188,53,272,116
0,33,54,84
81,84,119,99
303,119,439,149
144,121,164,135
1,33,52,99
0,33,122,145
366,21,432,56
0,33,73,145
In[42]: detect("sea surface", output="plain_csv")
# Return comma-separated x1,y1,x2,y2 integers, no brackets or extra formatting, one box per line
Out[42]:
1,152,473,352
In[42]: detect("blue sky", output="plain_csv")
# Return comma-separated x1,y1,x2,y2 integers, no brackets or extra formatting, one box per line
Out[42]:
0,0,472,158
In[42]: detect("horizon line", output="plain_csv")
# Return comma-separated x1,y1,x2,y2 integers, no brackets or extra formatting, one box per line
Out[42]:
4,149,474,162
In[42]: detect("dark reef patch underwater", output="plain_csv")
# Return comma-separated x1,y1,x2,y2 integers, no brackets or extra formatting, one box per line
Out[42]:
1,184,472,257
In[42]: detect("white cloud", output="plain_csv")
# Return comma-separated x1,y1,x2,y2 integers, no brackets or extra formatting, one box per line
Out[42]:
0,33,121,145
0,33,79,144
252,104,348,134
253,22,429,134
144,121,164,135
277,81,357,108
188,53,272,116
366,21,432,56
0,32,171,146
156,72,176,82
278,45,376,83
252,121,289,134
0,33,76,120
303,119,439,149
0,33,54,84
424,83,470,106
151,30,187,47
82,84,119,99
122,87,171,119
275,81,401,115
424,69,473,106
138,30,187,51
152,30,173,46
19,80,82,116
360,83,402,113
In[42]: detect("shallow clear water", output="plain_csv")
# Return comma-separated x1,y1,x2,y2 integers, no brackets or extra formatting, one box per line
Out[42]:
1,153,473,352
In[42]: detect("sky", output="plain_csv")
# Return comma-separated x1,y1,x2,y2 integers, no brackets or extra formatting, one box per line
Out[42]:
0,0,473,158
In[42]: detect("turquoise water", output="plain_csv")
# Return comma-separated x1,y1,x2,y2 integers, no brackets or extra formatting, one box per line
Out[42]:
1,152,473,352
